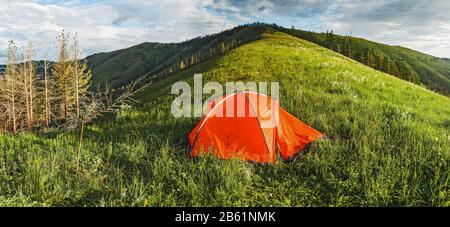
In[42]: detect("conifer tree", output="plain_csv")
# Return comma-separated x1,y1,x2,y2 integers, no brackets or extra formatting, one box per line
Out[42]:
53,31,73,120
347,35,352,58
179,60,186,70
367,48,373,67
71,34,92,119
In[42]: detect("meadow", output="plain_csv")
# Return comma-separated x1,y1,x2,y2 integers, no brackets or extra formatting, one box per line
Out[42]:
0,32,449,206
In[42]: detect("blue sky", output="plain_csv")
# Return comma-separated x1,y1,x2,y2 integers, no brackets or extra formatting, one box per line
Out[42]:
1,0,449,63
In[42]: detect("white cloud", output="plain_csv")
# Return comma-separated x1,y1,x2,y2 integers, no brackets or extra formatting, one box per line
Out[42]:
321,0,450,58
0,0,449,63
208,0,450,58
0,0,233,63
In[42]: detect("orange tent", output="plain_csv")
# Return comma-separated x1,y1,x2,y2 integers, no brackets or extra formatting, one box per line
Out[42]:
188,91,324,164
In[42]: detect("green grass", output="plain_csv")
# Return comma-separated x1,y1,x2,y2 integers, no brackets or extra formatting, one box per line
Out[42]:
87,24,271,88
1,32,449,207
277,27,450,94
85,24,450,95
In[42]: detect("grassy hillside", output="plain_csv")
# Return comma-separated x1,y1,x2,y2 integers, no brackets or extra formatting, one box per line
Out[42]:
86,42,182,86
1,32,449,207
86,24,272,88
86,24,450,95
3,25,449,94
277,26,450,94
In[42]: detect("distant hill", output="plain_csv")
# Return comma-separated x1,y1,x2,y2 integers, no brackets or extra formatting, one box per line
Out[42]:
0,61,51,77
2,23,449,95
85,23,450,95
86,24,273,88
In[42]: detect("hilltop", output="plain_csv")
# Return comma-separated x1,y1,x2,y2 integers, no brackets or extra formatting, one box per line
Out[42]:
276,26,450,94
3,24,449,95
1,31,448,206
86,23,450,95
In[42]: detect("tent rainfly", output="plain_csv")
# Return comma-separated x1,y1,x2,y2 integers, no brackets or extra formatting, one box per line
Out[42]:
188,91,324,164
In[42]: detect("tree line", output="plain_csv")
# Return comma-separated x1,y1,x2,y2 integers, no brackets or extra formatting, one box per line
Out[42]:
158,38,241,79
275,26,422,85
150,23,271,81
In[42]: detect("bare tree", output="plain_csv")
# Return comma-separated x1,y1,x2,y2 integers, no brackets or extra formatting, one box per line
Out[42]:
3,41,19,133
0,32,150,135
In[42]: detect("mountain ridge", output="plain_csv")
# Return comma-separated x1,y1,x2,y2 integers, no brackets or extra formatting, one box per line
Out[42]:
85,23,450,94
1,23,449,95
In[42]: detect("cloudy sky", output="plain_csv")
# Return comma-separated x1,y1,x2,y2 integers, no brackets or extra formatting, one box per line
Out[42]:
0,0,449,63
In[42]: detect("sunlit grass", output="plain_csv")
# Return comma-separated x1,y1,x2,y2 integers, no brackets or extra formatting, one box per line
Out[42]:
1,32,449,207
